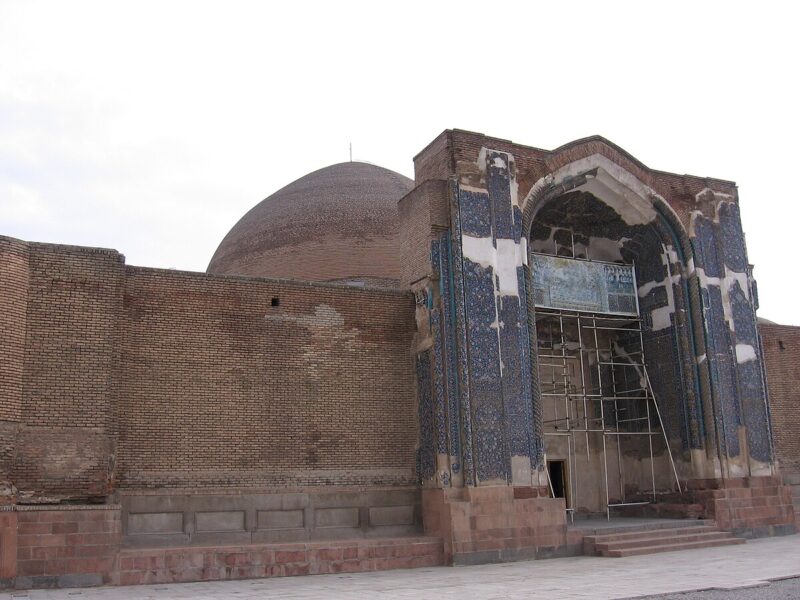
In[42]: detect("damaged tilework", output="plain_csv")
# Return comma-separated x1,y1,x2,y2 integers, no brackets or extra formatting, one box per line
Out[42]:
448,180,475,485
415,349,435,482
531,191,696,452
692,212,742,457
430,307,448,457
438,231,462,472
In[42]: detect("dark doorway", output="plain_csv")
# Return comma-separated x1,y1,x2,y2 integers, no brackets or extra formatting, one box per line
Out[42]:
548,460,567,500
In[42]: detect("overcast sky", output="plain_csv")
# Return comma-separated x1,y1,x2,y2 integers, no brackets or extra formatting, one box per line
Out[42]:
1,1,798,324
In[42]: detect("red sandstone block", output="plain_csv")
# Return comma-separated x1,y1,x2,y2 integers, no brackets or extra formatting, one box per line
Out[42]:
19,534,67,547
18,522,52,535
133,555,164,570
257,549,275,564
283,563,310,577
314,547,342,561
275,550,307,564
342,546,358,560
68,557,113,574
335,559,363,573
119,571,143,586
118,556,135,570
221,552,250,568
52,522,79,534
165,552,204,569
78,520,112,533
76,544,111,558
370,545,396,559
410,554,442,568
18,559,46,576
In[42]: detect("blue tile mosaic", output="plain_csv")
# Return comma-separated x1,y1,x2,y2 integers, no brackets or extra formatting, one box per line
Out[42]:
415,349,435,481
462,257,508,481
718,202,748,273
487,151,514,239
431,307,448,456
438,231,462,465
459,188,492,238
451,182,475,485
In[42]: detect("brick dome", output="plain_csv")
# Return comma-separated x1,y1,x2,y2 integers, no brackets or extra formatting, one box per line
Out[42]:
207,162,413,286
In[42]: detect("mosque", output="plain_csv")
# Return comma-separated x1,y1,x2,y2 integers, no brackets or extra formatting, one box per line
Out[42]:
0,129,797,589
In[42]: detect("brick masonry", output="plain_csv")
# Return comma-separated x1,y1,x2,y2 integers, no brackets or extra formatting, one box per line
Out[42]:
0,237,418,499
759,323,800,516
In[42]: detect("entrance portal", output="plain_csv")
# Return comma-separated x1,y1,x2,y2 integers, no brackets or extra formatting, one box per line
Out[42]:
533,254,680,518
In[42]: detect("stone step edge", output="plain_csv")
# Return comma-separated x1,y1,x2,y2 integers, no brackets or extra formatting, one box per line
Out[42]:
595,531,735,551
573,519,716,536
584,526,719,543
604,537,745,557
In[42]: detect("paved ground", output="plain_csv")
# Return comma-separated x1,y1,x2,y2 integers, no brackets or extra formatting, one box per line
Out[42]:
638,577,800,599
4,534,799,600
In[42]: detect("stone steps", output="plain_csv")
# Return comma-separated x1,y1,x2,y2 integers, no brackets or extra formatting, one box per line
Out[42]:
584,524,745,558
604,537,744,557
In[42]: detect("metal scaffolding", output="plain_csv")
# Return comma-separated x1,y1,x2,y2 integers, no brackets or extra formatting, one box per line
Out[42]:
537,309,681,519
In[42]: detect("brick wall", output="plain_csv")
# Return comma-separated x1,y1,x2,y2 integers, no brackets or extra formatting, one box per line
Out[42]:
4,240,124,501
398,179,449,288
3,237,418,500
760,324,800,470
0,238,28,490
116,268,417,489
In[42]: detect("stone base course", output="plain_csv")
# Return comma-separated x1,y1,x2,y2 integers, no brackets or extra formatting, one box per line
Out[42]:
114,536,444,586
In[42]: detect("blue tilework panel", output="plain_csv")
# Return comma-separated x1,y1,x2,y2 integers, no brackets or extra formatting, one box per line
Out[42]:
486,151,515,239
718,202,748,273
738,359,771,462
516,265,538,463
729,280,770,462
498,296,530,457
692,216,722,278
416,349,435,481
430,307,448,456
458,188,492,238
438,232,462,467
642,329,690,450
706,285,741,457
450,183,475,485
730,281,757,347
463,258,509,482
430,238,442,280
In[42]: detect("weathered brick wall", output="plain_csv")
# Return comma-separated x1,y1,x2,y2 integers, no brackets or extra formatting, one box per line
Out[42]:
117,268,417,489
10,242,124,501
0,237,28,491
7,238,417,500
398,179,449,288
760,324,800,470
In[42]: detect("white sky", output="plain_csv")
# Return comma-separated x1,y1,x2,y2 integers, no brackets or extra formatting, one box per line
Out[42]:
1,1,798,325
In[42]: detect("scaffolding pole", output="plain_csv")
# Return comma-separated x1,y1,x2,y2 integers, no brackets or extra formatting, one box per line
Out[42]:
536,308,682,519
